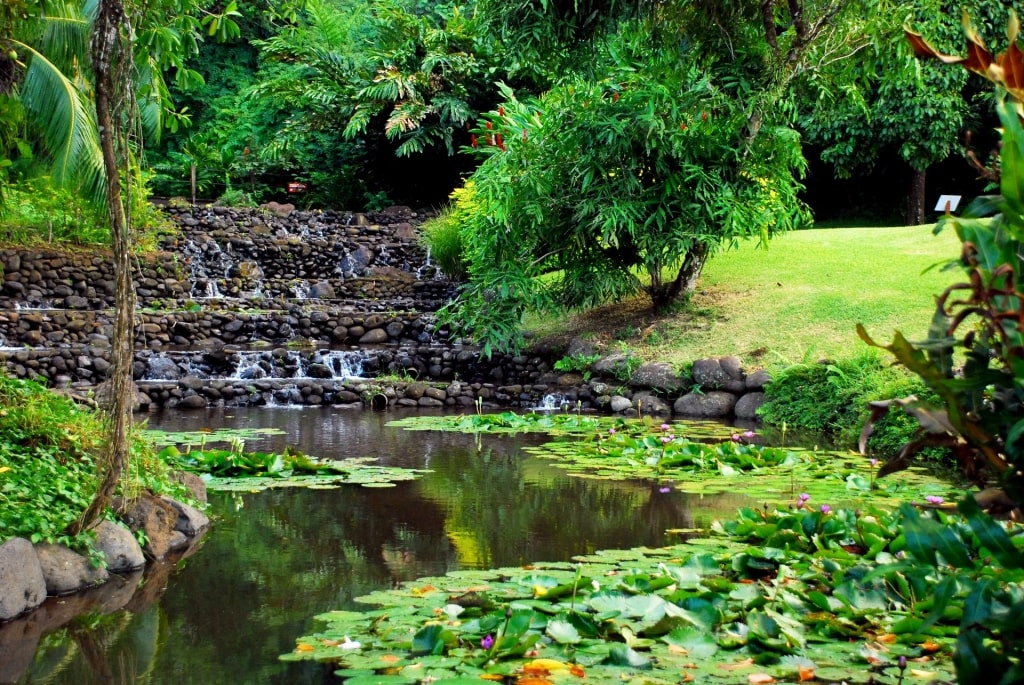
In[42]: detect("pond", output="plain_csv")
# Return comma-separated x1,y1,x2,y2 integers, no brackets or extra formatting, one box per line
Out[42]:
7,407,757,685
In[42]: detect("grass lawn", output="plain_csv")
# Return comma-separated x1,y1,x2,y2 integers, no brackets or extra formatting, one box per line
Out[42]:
526,223,963,369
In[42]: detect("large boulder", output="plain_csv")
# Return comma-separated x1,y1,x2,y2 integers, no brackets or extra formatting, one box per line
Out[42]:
633,392,672,415
160,495,211,536
673,390,737,418
118,493,182,560
0,538,46,620
630,362,686,392
34,543,109,595
94,520,146,572
691,356,746,393
734,391,766,420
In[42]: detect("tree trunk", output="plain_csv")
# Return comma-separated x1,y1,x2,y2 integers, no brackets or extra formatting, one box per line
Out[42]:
907,167,927,226
69,0,135,536
648,242,709,312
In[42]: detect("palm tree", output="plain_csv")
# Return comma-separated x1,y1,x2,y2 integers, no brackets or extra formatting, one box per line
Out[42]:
1,0,104,204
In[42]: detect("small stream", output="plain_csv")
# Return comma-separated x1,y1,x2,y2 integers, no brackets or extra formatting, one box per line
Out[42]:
6,408,755,685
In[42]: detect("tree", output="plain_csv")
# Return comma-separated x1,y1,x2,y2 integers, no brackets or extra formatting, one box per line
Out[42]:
1,0,104,203
0,0,239,533
439,0,880,354
242,0,502,205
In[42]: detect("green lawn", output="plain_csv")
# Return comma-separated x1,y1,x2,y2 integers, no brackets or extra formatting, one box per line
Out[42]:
528,224,963,368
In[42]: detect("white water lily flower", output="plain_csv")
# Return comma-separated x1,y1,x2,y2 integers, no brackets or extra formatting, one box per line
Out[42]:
340,636,361,650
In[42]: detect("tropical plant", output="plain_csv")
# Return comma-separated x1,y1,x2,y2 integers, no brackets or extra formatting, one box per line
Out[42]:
251,0,496,165
859,14,1024,507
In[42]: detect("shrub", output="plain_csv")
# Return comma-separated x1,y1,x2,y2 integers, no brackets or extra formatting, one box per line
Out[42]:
758,353,945,459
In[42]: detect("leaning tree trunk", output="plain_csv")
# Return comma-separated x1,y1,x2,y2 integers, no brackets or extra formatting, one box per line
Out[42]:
647,242,709,312
906,167,927,226
69,0,136,535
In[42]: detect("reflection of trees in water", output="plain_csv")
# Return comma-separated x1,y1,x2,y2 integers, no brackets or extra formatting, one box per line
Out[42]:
415,444,699,568
24,409,741,685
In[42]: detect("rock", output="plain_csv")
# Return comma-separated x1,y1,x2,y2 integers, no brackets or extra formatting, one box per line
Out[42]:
118,493,181,560
630,362,686,392
733,391,765,419
566,337,598,358
719,355,744,381
0,538,46,620
260,201,295,218
179,394,209,409
404,382,427,400
309,281,335,299
34,543,109,595
358,328,389,344
673,391,737,418
306,363,335,379
690,358,729,388
160,495,211,536
745,368,772,390
172,470,208,504
609,395,633,413
634,392,672,415
94,520,146,572
592,353,632,377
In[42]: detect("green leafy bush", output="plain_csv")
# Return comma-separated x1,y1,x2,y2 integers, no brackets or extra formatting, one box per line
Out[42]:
758,354,931,450
0,376,182,552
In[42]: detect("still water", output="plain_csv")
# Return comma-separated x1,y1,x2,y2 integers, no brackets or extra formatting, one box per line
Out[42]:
6,407,754,685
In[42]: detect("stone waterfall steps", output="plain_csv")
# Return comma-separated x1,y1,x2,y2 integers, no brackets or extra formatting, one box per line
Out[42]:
0,204,572,409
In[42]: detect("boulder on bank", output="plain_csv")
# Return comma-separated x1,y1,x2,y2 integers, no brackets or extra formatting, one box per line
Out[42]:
0,538,46,620
94,520,146,572
673,390,737,418
734,391,766,420
630,362,686,393
118,493,184,560
34,543,109,595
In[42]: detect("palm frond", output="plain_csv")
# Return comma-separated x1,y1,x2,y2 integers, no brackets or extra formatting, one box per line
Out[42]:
36,10,90,74
15,40,104,205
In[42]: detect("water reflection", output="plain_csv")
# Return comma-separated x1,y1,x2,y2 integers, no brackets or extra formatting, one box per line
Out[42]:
8,407,753,685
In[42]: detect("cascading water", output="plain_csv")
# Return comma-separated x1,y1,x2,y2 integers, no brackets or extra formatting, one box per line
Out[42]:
534,393,569,411
312,350,366,379
182,239,236,299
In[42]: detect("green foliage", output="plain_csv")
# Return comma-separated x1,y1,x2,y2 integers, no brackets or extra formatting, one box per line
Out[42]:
759,354,942,458
421,181,479,280
552,353,601,378
860,92,1024,504
389,412,955,507
439,21,811,355
0,177,109,244
287,502,1021,682
0,376,175,553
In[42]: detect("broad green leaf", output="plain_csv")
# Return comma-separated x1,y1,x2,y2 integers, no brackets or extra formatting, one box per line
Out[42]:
546,619,581,644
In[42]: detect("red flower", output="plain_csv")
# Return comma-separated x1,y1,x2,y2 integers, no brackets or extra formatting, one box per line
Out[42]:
701,111,708,122
496,133,505,150
612,92,620,102
486,121,493,130
471,134,477,148
522,129,528,141
498,105,505,117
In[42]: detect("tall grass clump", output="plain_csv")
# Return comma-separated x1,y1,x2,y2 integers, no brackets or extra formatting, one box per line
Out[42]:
421,181,479,281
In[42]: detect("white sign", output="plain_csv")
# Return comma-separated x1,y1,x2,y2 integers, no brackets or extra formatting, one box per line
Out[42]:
934,195,962,213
